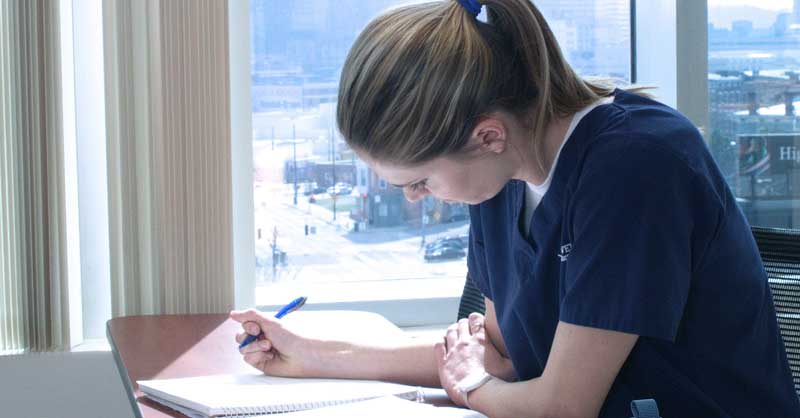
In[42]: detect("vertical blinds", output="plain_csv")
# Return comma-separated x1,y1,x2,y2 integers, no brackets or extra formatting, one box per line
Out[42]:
104,0,234,316
0,0,70,352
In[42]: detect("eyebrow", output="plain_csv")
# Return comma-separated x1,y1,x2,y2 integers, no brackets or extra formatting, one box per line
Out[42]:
390,179,423,188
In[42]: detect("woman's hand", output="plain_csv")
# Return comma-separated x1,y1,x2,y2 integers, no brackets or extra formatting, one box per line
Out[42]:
230,309,316,377
435,313,493,407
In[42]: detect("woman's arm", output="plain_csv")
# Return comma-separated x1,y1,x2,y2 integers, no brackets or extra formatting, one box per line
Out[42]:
438,319,638,418
484,299,509,357
483,299,517,381
230,309,441,387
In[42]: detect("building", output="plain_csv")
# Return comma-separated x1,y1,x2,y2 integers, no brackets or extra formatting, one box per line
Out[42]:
307,159,356,189
795,0,800,24
351,159,406,228
350,160,469,229
593,0,631,78
534,0,630,78
735,132,800,227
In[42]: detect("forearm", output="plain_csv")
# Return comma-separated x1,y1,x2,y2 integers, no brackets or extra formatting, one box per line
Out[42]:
305,337,441,387
467,378,557,418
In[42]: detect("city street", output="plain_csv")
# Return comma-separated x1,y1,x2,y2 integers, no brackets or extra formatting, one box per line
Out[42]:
253,139,469,303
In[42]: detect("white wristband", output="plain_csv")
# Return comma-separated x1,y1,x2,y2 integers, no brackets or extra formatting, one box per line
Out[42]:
455,372,493,409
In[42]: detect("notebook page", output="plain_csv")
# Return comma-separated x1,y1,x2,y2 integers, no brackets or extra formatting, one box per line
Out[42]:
137,373,421,416
275,396,488,418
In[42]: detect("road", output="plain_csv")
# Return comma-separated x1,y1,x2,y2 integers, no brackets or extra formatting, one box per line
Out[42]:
253,140,469,288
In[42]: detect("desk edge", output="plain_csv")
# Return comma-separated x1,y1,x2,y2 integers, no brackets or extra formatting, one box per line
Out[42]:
107,319,145,418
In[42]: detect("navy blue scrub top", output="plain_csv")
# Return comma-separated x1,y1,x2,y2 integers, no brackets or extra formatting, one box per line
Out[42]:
467,90,800,417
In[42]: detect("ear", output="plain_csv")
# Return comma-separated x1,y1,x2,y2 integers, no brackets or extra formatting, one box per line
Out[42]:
468,115,507,155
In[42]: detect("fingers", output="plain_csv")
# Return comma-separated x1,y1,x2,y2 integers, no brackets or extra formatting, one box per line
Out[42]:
230,309,278,332
231,309,282,350
457,318,470,338
239,339,272,354
445,323,459,352
445,317,483,351
233,322,263,349
244,321,261,336
243,350,275,366
468,313,485,336
468,312,485,321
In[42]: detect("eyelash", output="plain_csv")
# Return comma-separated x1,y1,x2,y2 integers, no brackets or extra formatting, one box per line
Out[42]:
409,180,427,192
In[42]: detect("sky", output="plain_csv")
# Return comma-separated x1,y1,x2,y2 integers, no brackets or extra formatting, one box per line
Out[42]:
708,0,792,11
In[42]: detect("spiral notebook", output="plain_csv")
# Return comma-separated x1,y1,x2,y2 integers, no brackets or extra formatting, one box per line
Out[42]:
137,373,422,417
276,395,488,417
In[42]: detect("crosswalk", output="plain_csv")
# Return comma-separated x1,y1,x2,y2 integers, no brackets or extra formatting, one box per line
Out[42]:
253,190,467,284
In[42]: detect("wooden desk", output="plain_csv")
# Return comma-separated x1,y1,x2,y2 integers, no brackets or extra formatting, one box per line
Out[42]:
107,311,438,418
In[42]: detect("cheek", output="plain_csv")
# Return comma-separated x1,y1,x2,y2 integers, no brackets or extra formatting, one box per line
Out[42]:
432,158,511,203
440,171,493,202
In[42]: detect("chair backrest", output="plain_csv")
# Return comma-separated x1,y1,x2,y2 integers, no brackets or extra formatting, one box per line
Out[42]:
457,274,486,320
752,226,800,396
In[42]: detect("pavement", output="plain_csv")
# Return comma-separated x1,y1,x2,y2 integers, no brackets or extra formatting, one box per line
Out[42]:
254,182,468,286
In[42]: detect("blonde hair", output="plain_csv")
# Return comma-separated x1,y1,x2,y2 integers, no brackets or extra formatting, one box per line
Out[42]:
337,0,620,168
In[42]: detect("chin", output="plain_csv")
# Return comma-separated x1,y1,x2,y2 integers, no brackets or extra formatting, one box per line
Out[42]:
443,186,505,205
463,196,489,205
471,186,505,205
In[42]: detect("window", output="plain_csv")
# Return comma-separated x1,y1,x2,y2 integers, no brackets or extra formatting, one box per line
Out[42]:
708,0,800,227
536,0,631,80
249,1,631,314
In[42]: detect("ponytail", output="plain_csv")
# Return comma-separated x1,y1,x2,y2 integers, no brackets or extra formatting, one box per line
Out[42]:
482,0,613,168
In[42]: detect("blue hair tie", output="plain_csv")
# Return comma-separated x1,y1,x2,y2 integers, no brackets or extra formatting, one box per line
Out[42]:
457,0,482,17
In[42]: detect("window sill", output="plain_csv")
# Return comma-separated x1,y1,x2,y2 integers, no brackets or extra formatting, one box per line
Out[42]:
71,338,111,352
66,326,449,355
256,276,464,327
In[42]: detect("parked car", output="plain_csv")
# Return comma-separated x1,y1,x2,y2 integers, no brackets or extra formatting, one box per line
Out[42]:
301,183,328,196
327,182,353,196
424,243,466,261
425,235,468,252
444,212,469,222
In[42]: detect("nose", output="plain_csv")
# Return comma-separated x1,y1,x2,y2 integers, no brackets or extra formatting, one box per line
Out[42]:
403,186,429,202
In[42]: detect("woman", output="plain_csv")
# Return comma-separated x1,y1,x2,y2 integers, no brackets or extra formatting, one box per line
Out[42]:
231,1,799,416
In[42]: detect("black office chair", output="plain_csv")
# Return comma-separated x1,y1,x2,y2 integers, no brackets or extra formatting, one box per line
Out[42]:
752,226,800,396
457,274,485,320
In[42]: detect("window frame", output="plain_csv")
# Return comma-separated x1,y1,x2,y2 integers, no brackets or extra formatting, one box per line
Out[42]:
633,0,709,130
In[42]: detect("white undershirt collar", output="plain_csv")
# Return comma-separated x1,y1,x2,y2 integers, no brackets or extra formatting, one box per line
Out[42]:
523,96,614,234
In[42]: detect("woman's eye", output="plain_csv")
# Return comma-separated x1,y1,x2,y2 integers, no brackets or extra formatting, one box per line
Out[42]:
410,181,427,191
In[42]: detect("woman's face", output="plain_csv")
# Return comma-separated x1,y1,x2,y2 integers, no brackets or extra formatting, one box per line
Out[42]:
356,112,530,205
358,143,516,206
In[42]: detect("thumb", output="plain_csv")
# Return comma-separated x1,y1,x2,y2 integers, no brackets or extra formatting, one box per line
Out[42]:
468,313,485,335
468,312,485,323
229,309,279,331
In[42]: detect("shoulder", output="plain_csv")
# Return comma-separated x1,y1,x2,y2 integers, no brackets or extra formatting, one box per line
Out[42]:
578,90,712,184
569,91,728,211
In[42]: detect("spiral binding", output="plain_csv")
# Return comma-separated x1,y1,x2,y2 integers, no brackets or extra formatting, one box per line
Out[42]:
220,405,270,417
216,387,424,416
218,401,333,416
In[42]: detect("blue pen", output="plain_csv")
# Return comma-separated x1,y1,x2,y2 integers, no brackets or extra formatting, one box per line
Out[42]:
238,296,307,349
